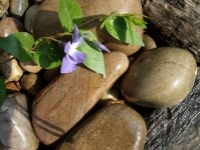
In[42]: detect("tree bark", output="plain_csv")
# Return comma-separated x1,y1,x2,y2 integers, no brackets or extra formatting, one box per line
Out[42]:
142,1,200,149
142,0,200,63
143,68,200,150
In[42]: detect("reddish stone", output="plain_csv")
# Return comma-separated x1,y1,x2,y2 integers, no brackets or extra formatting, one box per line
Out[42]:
0,17,25,37
55,104,147,150
31,51,129,145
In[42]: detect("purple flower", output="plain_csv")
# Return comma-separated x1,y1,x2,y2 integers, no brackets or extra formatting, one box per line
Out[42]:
93,41,110,52
60,25,86,73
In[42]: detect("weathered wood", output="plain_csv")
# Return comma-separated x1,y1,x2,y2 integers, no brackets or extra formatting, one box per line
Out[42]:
143,68,200,150
142,0,200,63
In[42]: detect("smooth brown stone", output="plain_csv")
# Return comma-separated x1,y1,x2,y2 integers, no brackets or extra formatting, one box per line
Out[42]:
19,60,42,73
6,82,20,94
20,73,46,96
0,17,25,37
32,0,143,55
100,84,119,101
32,51,129,145
24,4,39,33
121,47,197,108
77,0,143,56
43,66,60,83
0,52,24,82
142,34,157,51
31,0,63,38
55,103,147,150
97,99,125,110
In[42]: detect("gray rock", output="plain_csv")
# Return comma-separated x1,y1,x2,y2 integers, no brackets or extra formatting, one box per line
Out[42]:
0,93,39,150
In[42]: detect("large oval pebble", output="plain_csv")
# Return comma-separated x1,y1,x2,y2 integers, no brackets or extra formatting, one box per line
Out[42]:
32,51,129,145
55,103,147,150
121,47,197,108
32,0,143,55
31,0,63,38
77,0,143,55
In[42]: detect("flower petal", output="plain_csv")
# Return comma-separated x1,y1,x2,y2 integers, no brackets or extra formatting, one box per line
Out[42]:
72,24,79,43
63,39,86,64
93,42,110,52
60,55,77,73
72,36,84,48
63,42,73,54
68,48,86,63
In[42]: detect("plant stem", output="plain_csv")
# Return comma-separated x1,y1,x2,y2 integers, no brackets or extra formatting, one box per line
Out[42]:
29,40,48,51
79,17,104,28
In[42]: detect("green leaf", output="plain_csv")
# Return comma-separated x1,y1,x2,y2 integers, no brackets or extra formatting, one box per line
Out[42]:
125,17,144,46
79,29,98,41
100,11,118,29
0,78,6,108
58,0,83,32
0,32,34,62
77,38,106,78
124,17,135,45
105,16,144,46
130,17,147,28
33,39,63,69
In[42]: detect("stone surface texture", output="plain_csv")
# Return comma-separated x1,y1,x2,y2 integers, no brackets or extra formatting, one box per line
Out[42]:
31,0,63,38
10,0,29,20
0,0,9,17
19,60,42,73
6,82,20,94
0,93,39,150
0,52,24,82
32,0,143,55
24,4,39,33
0,17,25,37
77,0,143,55
32,51,129,146
121,47,197,108
55,103,147,150
142,34,157,51
20,73,45,96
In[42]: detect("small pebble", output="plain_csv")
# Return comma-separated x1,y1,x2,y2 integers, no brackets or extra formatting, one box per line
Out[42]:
20,73,45,96
10,0,29,20
0,17,25,37
142,34,157,51
0,52,24,82
6,82,21,94
0,0,9,17
19,60,42,73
